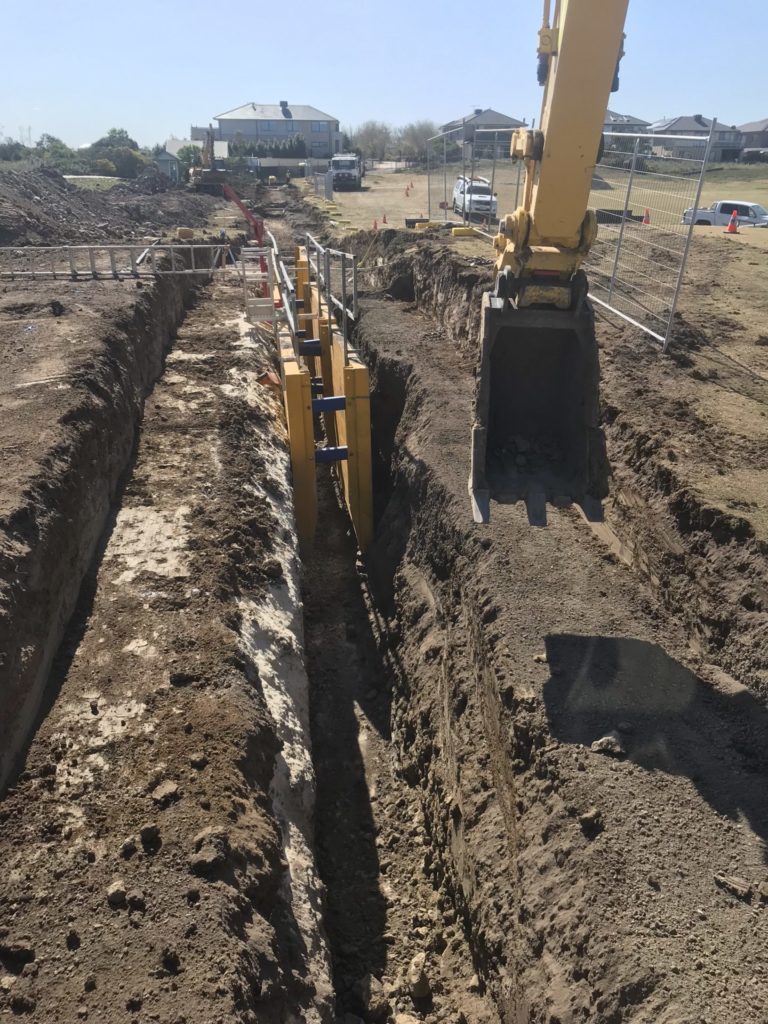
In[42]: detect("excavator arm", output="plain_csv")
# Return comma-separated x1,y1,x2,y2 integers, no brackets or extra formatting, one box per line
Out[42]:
469,0,629,523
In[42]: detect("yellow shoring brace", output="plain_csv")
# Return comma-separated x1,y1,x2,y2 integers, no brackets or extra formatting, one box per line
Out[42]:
282,355,317,553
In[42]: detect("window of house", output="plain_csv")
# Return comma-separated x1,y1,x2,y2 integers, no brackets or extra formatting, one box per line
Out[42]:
261,121,272,132
312,122,326,132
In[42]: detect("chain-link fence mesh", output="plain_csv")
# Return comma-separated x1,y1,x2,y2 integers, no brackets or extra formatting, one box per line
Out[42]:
585,128,713,347
427,128,523,235
427,123,714,349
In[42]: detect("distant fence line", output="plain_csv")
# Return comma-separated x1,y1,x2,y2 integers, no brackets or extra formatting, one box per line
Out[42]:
426,120,717,351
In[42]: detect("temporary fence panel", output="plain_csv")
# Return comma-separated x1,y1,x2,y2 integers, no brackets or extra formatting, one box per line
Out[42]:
0,243,232,280
585,124,715,350
427,126,524,235
427,120,714,351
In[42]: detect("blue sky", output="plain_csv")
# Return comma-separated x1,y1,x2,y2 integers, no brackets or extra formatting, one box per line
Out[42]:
3,0,765,147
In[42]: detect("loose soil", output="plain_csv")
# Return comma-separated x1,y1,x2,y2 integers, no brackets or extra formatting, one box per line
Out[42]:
1,172,767,1024
329,223,768,1022
0,266,338,1023
0,168,223,245
306,468,498,1023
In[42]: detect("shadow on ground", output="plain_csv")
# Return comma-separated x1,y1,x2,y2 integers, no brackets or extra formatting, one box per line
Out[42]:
304,467,391,1010
543,634,768,860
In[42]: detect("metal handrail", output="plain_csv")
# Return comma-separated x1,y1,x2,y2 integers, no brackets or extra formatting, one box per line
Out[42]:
0,243,232,280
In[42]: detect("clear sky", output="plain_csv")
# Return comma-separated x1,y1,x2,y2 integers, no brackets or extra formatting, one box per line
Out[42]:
3,0,765,148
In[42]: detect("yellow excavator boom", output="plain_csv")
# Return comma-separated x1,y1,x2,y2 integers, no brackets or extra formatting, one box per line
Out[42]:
469,0,629,523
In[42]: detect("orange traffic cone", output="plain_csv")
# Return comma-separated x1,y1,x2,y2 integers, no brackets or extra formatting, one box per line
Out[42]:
373,218,378,231
725,209,739,234
642,208,650,225
382,212,387,224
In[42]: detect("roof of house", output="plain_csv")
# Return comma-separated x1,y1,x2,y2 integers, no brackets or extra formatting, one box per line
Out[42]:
214,102,337,122
441,108,526,132
650,115,741,134
739,118,768,133
165,137,229,159
155,151,179,163
604,109,650,128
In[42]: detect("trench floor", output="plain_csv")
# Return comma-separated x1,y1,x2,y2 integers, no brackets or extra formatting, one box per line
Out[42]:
305,467,498,1024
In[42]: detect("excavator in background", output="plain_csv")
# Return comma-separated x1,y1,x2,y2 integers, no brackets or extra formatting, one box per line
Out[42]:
189,128,222,192
469,0,630,524
187,128,265,243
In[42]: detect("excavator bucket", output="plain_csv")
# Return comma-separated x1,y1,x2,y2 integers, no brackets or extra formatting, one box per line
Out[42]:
469,292,609,524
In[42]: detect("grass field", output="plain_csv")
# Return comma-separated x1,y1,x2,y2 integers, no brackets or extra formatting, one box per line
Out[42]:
699,163,768,207
63,175,125,191
304,160,768,256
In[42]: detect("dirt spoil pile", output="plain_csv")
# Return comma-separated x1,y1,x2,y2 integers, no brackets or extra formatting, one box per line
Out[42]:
0,168,222,246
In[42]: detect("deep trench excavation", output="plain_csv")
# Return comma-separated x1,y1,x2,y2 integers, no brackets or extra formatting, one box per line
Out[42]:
0,256,336,1024
304,466,498,1023
1,183,767,1024
315,225,768,1024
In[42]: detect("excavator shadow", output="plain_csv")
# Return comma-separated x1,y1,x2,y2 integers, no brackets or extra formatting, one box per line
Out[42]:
543,634,768,860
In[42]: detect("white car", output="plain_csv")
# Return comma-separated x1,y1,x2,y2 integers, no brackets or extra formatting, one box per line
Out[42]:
682,200,768,227
453,176,498,218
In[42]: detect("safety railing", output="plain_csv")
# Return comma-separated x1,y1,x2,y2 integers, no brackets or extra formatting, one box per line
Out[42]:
241,246,279,340
305,233,358,366
0,243,234,280
241,232,371,553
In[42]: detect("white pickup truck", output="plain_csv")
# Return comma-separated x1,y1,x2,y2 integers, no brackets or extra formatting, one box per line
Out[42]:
682,199,768,227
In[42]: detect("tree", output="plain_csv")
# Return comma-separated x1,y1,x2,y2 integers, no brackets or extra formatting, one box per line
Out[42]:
35,134,74,159
349,121,391,162
93,158,117,176
177,144,202,168
396,121,438,164
82,129,147,178
0,139,31,162
97,128,139,150
34,134,83,172
174,145,201,181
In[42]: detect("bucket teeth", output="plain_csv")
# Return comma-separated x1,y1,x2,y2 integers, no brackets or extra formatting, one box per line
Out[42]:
470,294,608,523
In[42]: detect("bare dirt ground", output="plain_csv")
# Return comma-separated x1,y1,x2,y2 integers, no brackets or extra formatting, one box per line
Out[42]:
305,468,498,1024
0,168,222,245
2,169,768,1024
329,221,768,1022
0,178,505,1024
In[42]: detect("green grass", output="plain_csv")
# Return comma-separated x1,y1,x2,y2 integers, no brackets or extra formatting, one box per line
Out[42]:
700,163,768,207
63,175,125,191
429,157,768,229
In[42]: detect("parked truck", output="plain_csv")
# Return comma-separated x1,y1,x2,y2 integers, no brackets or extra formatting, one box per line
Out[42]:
683,199,768,227
331,153,364,191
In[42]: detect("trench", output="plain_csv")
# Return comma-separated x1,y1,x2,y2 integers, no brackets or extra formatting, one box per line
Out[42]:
303,458,501,1024
304,468,391,1003
0,258,337,1024
309,227,768,1024
3,204,767,1024
0,268,202,794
